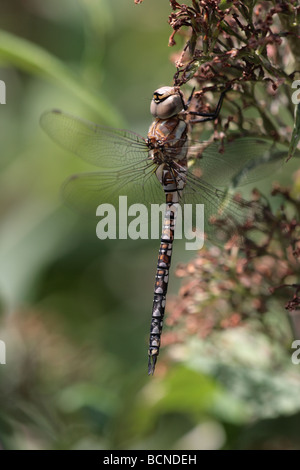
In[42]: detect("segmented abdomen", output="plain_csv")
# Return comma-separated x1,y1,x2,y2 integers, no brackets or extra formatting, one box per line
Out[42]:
148,202,177,375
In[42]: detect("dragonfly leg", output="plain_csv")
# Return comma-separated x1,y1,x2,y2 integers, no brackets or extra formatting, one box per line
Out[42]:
189,116,221,124
188,87,229,123
184,87,195,110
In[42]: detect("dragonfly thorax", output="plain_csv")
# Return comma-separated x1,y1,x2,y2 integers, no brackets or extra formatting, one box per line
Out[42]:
147,116,188,164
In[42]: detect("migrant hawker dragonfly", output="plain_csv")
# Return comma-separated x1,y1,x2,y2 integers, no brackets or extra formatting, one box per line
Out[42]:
41,86,286,374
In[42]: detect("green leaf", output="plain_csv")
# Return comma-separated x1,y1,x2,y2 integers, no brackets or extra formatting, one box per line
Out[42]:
219,0,234,11
0,29,123,127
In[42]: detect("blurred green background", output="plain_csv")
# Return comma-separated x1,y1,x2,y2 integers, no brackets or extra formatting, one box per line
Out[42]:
0,0,300,450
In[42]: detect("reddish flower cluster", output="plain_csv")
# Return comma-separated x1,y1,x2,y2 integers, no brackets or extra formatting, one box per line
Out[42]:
168,0,299,88
135,1,300,143
169,3,298,145
164,185,300,347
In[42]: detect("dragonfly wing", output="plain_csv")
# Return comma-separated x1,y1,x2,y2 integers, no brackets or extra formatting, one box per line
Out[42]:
62,162,165,218
180,170,264,246
177,136,289,246
187,137,288,188
40,109,149,168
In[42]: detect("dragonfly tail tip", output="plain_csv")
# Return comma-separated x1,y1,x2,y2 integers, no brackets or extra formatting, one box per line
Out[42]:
148,356,157,376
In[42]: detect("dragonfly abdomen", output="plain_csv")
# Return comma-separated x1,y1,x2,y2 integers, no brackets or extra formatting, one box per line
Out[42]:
148,160,187,375
148,202,177,375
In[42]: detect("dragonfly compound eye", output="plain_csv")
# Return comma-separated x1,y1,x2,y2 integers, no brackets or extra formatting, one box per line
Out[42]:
150,86,183,119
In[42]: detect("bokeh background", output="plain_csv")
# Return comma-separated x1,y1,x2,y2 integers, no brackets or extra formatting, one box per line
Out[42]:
0,0,300,450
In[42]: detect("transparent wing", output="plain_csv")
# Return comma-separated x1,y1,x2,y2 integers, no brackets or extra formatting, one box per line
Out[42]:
175,137,287,243
180,168,264,244
40,109,150,168
62,163,262,244
187,137,288,188
62,162,165,218
41,110,284,242
41,110,288,182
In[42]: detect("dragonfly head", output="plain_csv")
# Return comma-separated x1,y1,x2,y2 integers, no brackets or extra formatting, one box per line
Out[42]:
150,86,184,119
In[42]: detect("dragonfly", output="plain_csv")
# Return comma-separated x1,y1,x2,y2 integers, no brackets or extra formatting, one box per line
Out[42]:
40,85,287,375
